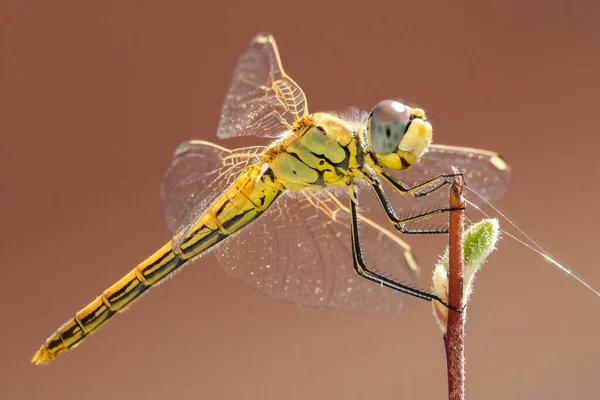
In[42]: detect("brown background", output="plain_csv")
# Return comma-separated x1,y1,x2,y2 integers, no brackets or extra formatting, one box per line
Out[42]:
2,1,599,399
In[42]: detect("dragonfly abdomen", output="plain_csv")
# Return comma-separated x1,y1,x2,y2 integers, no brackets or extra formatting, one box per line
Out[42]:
176,164,282,259
32,242,183,364
33,164,283,364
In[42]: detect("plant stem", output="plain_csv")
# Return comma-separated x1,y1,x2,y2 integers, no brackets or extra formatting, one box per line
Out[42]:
444,168,465,400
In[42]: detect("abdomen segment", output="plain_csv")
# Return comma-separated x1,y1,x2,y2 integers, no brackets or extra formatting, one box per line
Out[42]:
32,165,281,364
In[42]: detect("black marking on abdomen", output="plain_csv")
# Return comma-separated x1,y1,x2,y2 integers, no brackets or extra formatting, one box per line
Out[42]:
215,199,230,216
186,224,215,243
181,229,220,255
143,249,172,271
143,256,182,282
79,304,114,328
59,320,85,342
48,337,63,350
107,280,147,307
181,189,280,258
222,208,254,230
181,203,255,256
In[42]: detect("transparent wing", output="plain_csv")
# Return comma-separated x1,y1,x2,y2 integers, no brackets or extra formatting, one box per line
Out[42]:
162,140,418,313
361,144,511,220
405,144,511,202
161,140,266,244
215,190,420,315
216,33,308,139
350,143,511,235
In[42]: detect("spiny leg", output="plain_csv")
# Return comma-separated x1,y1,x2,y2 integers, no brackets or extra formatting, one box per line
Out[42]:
372,168,464,231
378,170,461,198
368,176,464,234
348,184,459,311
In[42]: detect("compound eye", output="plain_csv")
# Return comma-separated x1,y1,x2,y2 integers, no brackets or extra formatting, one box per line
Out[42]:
368,100,411,155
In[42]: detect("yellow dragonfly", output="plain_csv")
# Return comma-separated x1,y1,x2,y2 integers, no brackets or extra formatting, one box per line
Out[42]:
32,33,511,365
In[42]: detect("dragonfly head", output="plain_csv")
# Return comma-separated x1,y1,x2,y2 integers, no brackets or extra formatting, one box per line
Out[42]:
366,100,432,170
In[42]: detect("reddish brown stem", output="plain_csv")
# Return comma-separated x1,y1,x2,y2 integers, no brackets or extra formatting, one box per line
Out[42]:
444,168,465,400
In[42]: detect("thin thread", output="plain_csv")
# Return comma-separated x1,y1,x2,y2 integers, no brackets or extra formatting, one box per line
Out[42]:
464,181,600,298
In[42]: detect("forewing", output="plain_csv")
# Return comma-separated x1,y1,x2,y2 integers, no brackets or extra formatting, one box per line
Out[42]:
161,140,266,245
405,144,511,202
362,144,511,221
216,33,308,139
214,190,420,315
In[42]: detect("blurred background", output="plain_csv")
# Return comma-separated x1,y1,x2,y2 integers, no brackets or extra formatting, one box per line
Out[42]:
2,1,599,399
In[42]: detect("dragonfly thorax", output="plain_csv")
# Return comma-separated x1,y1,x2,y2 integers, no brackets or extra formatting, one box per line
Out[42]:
266,113,364,191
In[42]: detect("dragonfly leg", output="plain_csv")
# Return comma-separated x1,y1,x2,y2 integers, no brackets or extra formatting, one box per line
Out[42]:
348,185,459,311
369,178,465,235
378,170,462,198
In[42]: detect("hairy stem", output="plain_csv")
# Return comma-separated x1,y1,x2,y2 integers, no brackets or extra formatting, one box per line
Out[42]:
444,168,465,400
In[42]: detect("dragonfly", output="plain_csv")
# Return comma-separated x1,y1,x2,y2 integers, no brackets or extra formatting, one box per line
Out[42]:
32,32,512,365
